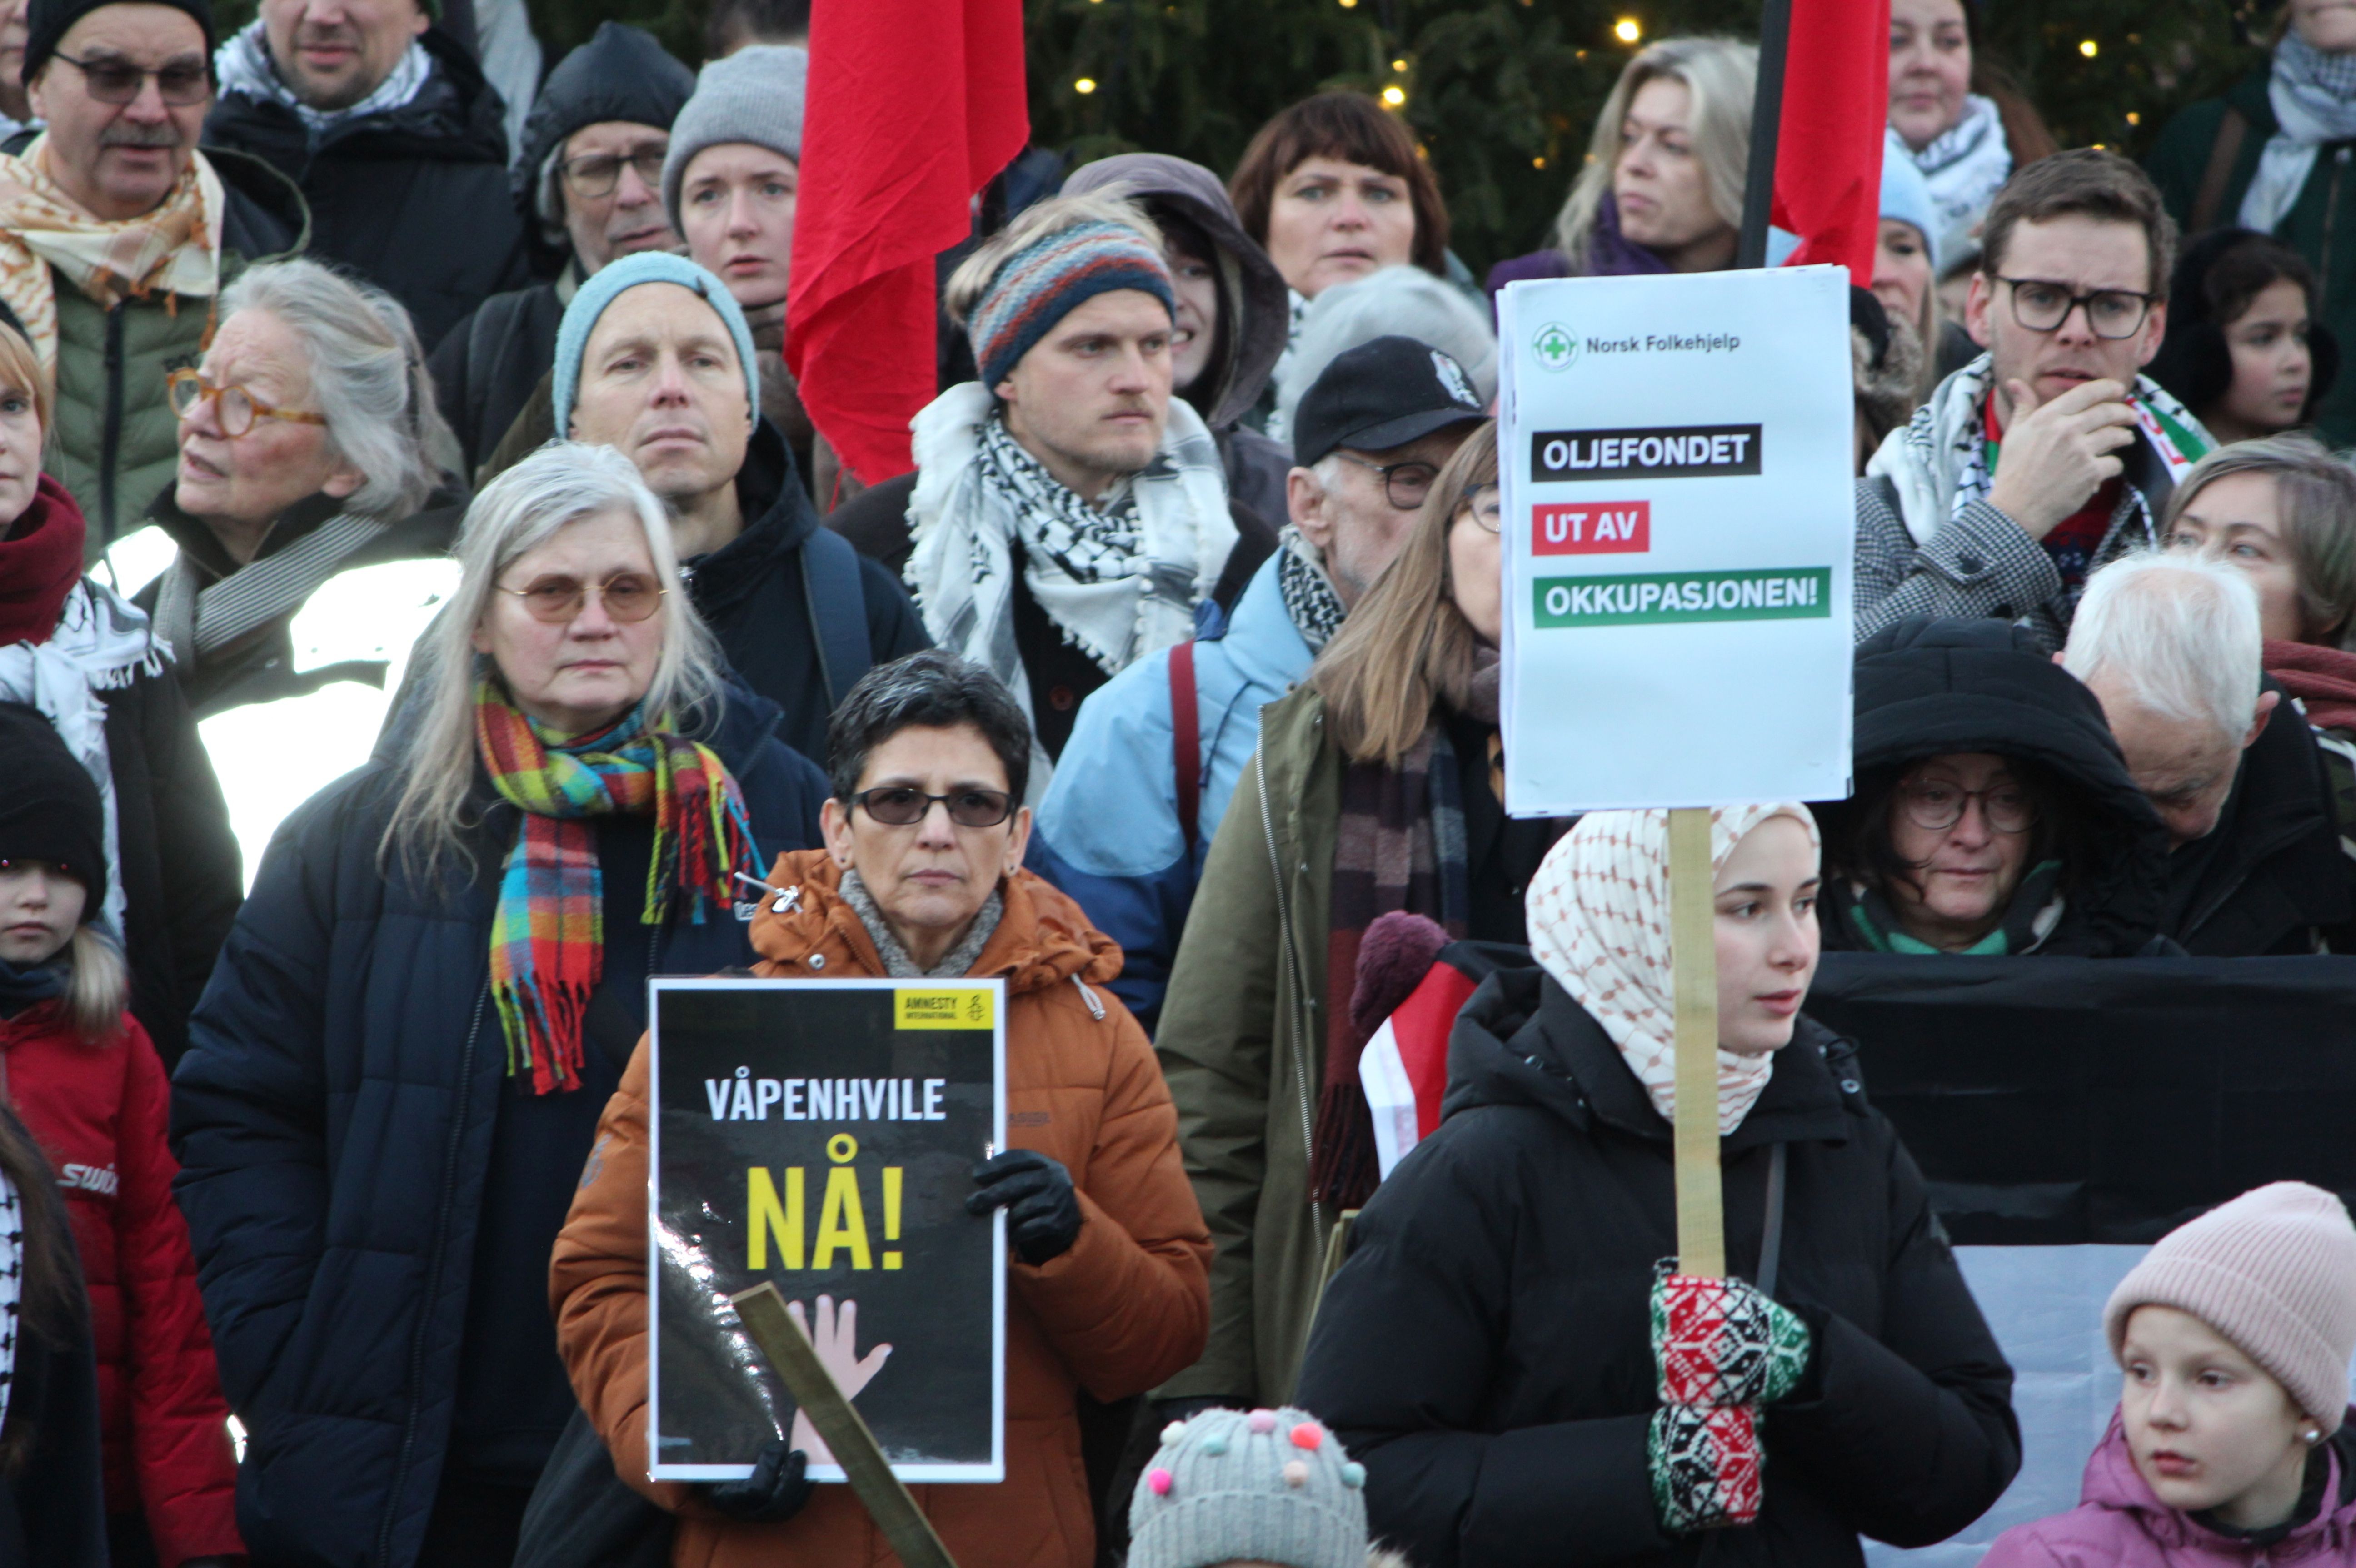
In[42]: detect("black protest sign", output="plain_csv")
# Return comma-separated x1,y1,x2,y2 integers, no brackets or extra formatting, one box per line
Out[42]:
649,977,1006,1483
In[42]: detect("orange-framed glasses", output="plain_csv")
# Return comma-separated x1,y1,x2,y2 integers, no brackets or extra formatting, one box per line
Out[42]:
167,368,329,438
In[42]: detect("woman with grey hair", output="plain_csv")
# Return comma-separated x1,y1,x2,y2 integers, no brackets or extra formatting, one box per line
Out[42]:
1486,36,1757,295
170,440,827,1568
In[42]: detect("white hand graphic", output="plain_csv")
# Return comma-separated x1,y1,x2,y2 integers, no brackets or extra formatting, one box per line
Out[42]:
784,1294,892,1466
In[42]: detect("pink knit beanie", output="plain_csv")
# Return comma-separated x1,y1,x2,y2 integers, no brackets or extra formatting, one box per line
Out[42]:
2104,1182,2356,1434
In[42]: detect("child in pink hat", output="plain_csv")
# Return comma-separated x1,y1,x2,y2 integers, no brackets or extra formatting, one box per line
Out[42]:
1983,1181,2356,1564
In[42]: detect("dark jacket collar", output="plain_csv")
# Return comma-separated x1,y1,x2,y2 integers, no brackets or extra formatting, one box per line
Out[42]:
206,27,509,168
2164,677,2351,942
148,488,347,583
684,418,818,615
1446,965,1858,1156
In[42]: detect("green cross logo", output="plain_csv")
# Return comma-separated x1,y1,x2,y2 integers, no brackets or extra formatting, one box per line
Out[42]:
1531,322,1579,371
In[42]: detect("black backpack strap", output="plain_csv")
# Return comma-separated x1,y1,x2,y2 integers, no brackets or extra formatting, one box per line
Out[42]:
801,524,874,711
2191,106,2251,235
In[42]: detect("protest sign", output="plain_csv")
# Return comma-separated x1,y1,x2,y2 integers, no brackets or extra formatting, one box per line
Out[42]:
1496,267,1856,816
648,976,1006,1484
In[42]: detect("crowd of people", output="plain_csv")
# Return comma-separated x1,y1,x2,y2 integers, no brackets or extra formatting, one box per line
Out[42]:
0,0,2354,1563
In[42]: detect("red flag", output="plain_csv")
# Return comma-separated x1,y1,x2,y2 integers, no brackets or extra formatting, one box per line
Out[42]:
1770,0,1891,280
787,0,1028,488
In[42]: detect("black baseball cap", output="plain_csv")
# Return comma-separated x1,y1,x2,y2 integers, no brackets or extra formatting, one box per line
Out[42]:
1292,334,1487,468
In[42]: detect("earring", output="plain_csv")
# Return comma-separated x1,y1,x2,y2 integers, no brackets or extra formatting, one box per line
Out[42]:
2305,1427,2325,1447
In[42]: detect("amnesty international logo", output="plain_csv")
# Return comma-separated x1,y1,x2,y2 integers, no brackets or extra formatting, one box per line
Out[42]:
1531,322,1580,372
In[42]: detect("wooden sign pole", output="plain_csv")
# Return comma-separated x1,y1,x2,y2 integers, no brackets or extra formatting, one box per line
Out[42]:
729,1281,960,1568
1665,806,1725,1279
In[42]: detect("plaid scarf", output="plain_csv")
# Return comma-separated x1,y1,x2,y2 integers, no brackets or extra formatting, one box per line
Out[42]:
1310,725,1469,1208
475,681,758,1094
0,135,224,368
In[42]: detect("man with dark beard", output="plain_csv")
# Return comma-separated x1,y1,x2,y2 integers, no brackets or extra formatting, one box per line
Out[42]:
0,0,306,558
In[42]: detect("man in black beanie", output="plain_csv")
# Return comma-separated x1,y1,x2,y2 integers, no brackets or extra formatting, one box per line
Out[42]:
9,0,306,559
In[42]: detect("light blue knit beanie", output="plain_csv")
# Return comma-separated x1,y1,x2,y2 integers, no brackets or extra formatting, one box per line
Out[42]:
551,252,761,437
1880,150,1942,274
1128,1408,1368,1568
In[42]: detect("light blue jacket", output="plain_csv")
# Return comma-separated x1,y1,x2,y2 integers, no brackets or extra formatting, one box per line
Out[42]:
1028,556,1315,1026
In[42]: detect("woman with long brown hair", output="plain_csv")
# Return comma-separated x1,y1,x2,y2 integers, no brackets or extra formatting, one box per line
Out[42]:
1153,421,1565,1414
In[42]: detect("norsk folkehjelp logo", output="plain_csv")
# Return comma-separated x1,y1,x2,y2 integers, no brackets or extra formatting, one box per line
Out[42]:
1531,322,1579,371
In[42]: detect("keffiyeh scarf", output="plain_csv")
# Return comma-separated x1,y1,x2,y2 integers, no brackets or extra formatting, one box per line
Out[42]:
0,579,166,940
1527,805,1819,1136
2242,33,2356,234
1276,526,1347,651
0,134,222,369
1893,96,2012,260
1863,353,2207,548
476,682,758,1094
216,20,432,138
904,383,1235,793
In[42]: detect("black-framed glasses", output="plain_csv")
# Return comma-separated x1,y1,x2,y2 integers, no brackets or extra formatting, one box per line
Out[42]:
498,572,666,624
51,52,211,106
1897,778,2036,835
561,147,668,198
1333,452,1439,511
1994,276,2159,340
1461,483,1502,533
851,787,1015,829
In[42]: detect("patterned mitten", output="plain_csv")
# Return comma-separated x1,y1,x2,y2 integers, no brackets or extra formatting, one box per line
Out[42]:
1651,1264,1812,1407
1648,1403,1763,1532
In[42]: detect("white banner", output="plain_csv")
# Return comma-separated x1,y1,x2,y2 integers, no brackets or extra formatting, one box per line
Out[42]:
1497,267,1856,814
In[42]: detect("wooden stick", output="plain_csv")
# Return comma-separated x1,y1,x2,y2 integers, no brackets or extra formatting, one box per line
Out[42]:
728,1282,960,1568
1666,807,1725,1279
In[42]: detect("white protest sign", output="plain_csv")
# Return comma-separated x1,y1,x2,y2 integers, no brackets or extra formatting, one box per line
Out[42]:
1497,267,1855,815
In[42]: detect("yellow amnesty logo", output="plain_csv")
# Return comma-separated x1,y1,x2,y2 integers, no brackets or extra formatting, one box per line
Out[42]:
895,988,994,1030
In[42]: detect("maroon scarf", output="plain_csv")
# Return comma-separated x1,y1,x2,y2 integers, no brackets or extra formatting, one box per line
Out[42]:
0,478,86,647
2266,639,2356,733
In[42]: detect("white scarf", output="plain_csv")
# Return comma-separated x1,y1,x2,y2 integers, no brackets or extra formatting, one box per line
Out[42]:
215,21,433,138
903,383,1234,796
0,581,166,939
2241,34,2356,234
1527,805,1820,1137
1897,96,2012,260
1863,353,2209,547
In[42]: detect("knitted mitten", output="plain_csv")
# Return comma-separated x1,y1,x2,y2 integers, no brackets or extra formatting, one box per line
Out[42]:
1648,1403,1762,1532
1651,1265,1812,1408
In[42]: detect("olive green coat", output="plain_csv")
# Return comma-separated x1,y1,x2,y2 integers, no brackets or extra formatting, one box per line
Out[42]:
1153,681,1345,1407
47,146,306,558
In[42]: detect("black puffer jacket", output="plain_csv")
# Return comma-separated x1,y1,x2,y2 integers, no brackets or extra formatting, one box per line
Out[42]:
432,22,697,471
205,28,526,349
1815,618,2172,957
2161,681,2356,955
1295,964,2020,1568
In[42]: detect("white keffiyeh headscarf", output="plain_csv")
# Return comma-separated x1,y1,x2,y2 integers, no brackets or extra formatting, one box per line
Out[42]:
1527,804,1820,1136
903,383,1235,796
0,581,165,940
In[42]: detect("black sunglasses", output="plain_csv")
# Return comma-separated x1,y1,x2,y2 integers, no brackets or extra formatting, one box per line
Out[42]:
53,53,211,106
850,786,1015,828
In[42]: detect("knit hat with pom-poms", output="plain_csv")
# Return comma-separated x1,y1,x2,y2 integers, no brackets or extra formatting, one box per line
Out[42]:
1127,1407,1369,1568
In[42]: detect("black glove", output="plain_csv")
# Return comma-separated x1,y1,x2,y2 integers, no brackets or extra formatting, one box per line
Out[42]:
967,1148,1083,1264
702,1437,812,1523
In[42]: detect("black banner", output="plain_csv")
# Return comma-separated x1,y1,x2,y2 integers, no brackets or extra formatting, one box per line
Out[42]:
1807,954,2356,1247
649,978,1005,1482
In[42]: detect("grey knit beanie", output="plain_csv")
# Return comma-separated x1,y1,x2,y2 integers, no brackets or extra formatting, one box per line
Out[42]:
1128,1408,1368,1568
2105,1181,2356,1434
662,44,809,236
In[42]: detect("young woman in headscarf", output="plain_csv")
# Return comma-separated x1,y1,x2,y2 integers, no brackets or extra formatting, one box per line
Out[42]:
1294,806,2021,1568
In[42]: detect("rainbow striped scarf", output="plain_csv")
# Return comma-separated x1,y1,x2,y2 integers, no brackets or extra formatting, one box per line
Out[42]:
475,680,758,1094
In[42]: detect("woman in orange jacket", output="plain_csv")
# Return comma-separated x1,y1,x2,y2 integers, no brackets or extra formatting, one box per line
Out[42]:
550,650,1212,1568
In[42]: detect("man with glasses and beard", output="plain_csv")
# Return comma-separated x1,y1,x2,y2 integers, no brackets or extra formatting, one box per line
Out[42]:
0,0,305,558
1857,149,2216,651
206,0,524,353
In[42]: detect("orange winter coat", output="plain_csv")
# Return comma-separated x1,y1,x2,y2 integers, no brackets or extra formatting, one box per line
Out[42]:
550,851,1212,1568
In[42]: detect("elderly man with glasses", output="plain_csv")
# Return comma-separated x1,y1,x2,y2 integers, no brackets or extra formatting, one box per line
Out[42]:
1856,148,2216,651
1029,334,1486,1029
0,0,306,560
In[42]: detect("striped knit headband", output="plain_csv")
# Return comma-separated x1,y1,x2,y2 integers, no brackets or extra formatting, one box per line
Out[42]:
968,219,1176,389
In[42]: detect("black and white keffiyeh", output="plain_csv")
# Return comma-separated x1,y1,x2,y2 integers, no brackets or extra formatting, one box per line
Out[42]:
1276,525,1347,651
2241,32,2356,234
0,1162,20,1441
904,382,1236,795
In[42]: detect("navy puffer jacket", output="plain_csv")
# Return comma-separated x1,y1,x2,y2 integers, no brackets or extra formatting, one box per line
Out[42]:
169,679,825,1568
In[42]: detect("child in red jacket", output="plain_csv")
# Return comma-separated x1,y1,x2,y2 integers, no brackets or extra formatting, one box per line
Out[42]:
0,704,243,1568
